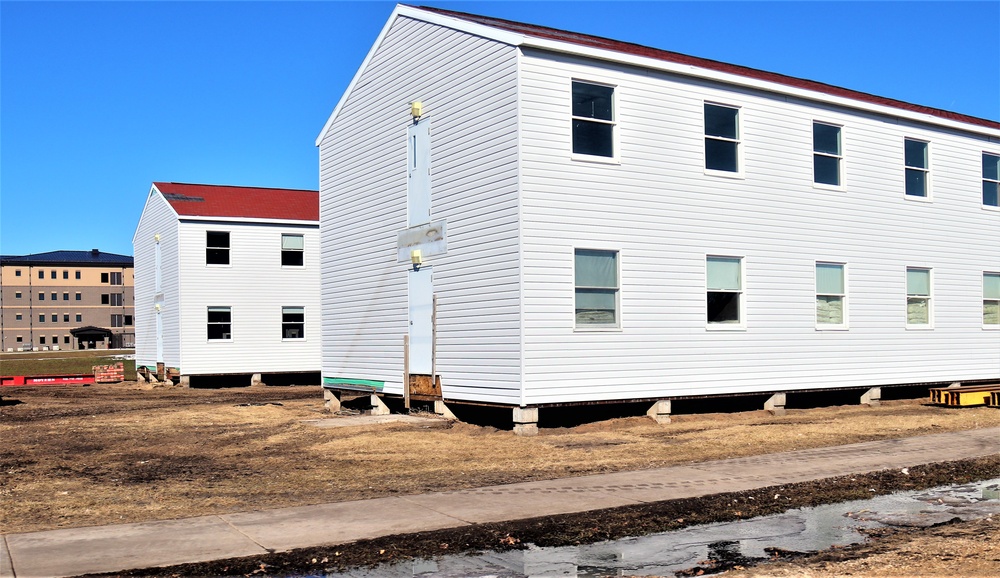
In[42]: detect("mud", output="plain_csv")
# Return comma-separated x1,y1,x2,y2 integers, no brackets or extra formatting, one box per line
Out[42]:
80,455,1000,578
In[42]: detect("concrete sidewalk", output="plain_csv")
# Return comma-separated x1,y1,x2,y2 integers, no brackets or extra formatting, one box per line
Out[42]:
3,427,997,578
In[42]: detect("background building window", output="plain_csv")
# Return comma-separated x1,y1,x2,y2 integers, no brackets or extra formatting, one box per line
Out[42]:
124,315,133,326
904,139,929,197
111,314,124,328
281,234,305,266
39,314,45,323
704,103,740,172
282,306,305,338
38,293,44,301
51,292,57,300
813,123,842,186
75,292,82,301
63,314,69,322
816,263,846,325
207,307,232,340
109,272,122,285
75,271,81,279
39,336,45,345
101,272,108,283
984,273,1000,325
76,314,82,322
571,81,615,157
15,313,22,321
906,267,932,325
707,256,743,325
38,270,44,279
15,269,21,277
63,292,69,301
51,270,56,279
15,292,21,299
63,271,69,279
64,336,70,344
101,294,109,305
207,231,231,265
984,153,1000,207
575,249,619,326
51,314,57,322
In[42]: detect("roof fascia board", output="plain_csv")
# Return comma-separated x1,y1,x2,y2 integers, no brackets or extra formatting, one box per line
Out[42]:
523,38,1000,138
315,4,524,147
178,216,319,227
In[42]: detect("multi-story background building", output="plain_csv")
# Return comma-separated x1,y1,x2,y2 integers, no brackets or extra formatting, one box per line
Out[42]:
0,250,135,351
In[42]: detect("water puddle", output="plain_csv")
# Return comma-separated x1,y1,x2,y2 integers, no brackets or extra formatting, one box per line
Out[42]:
305,478,1000,578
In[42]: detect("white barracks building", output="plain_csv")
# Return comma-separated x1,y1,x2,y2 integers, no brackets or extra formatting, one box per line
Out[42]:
316,5,1000,431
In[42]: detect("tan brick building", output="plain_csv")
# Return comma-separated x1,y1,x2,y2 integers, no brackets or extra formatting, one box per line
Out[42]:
0,250,135,351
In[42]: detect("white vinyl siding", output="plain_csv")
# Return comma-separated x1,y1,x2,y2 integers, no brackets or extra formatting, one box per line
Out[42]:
518,48,1000,405
177,221,319,375
132,190,180,371
318,17,521,404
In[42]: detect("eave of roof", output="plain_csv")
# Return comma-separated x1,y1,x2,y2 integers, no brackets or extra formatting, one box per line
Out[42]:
409,5,999,133
152,182,319,222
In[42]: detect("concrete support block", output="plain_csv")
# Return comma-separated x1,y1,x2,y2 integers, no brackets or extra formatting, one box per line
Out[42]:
647,399,672,424
433,400,457,420
948,382,962,388
861,386,881,407
370,393,390,416
513,406,539,437
765,393,786,416
323,389,342,413
179,375,191,388
135,371,147,384
250,373,263,387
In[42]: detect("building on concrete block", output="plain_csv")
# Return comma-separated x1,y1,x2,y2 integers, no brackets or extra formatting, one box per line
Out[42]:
315,5,1000,430
132,182,320,385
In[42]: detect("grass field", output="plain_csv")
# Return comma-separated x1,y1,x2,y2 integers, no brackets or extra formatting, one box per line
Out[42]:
0,348,136,380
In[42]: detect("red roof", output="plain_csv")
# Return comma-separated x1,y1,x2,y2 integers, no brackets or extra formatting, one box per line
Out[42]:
416,6,1000,131
154,182,318,222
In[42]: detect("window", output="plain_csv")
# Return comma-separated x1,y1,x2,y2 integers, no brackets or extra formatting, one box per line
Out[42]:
15,313,22,321
984,153,1000,207
38,292,44,301
111,314,124,328
124,315,133,326
63,270,68,279
813,123,842,186
50,270,56,279
64,336,70,344
906,267,932,326
75,271,81,279
15,292,21,299
984,273,1000,326
904,139,929,197
571,81,615,158
704,103,740,173
51,314,57,322
38,270,44,279
816,263,846,326
16,336,22,343
707,256,743,325
281,234,304,266
208,306,232,340
110,294,123,307
51,292,57,301
63,292,69,301
76,314,82,322
39,336,45,345
101,272,108,283
206,231,230,265
75,292,81,301
15,269,20,277
574,249,619,327
282,307,305,339
63,314,69,323
39,314,45,323
101,294,109,305
109,272,122,285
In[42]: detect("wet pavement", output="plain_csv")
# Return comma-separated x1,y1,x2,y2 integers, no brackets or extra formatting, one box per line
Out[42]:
317,478,1000,578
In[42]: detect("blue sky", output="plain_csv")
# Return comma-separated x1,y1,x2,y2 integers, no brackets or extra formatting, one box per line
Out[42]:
2,1,997,257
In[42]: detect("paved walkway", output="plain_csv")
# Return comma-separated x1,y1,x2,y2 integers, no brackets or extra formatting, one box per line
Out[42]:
2,428,997,578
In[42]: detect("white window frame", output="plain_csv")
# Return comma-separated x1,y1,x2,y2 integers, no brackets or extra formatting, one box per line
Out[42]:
984,272,1000,328
815,262,848,329
703,102,743,178
812,121,843,189
570,79,619,164
905,267,933,329
206,231,231,266
706,255,746,330
281,234,305,267
983,152,1000,210
207,306,233,341
573,247,621,331
281,306,306,340
903,138,931,200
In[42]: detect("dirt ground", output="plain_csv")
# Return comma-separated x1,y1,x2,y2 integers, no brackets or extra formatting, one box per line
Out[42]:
2,381,999,577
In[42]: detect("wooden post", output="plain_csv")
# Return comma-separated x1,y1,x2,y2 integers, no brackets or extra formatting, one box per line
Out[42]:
403,335,410,410
431,294,438,396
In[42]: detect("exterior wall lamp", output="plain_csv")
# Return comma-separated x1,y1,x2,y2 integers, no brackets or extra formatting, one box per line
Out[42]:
410,249,422,272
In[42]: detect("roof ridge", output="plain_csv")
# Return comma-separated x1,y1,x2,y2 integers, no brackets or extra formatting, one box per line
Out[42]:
154,182,318,194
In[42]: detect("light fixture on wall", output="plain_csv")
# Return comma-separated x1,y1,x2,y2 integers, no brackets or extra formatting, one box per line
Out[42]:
410,249,423,272
410,101,423,123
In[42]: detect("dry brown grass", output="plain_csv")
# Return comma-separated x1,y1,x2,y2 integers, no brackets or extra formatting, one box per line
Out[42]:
2,382,998,535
